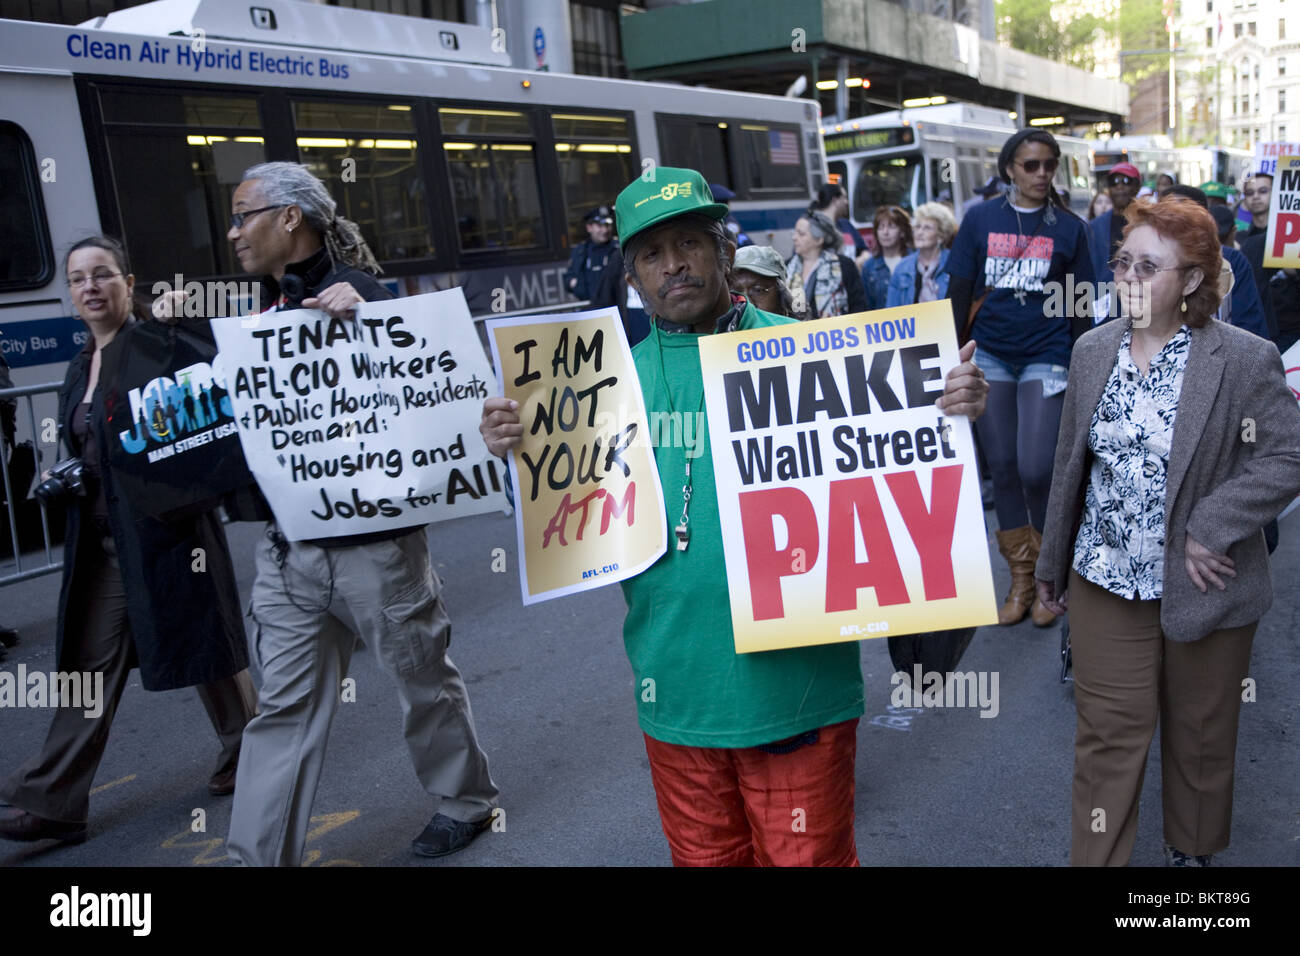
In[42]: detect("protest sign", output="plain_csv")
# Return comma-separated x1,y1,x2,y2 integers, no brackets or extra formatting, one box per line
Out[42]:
210,288,505,540
1263,155,1300,269
486,308,666,604
698,301,997,654
1253,140,1300,179
106,321,253,518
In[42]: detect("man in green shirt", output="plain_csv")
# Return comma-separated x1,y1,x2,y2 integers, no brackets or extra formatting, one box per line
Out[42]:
481,168,987,866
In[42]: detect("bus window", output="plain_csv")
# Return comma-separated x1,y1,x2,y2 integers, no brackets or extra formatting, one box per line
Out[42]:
656,116,731,192
736,123,805,193
0,122,53,291
439,108,543,252
551,112,634,244
292,99,432,262
97,87,266,281
852,155,920,220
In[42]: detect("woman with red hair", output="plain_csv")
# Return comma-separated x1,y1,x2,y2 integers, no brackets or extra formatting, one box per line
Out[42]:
1035,196,1300,866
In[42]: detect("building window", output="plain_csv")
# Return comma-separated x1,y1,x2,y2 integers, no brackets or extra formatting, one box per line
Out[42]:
1235,23,1243,38
570,1,627,78
1281,90,1288,112
1282,57,1288,77
1248,21,1256,36
1280,126,1288,140
1281,19,1287,40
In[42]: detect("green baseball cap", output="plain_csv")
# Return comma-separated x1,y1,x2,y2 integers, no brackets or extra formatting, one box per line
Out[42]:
615,167,730,247
1199,181,1229,199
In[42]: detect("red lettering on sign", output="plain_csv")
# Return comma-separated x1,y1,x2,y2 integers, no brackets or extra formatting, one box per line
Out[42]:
1272,212,1300,259
738,487,820,620
884,464,963,600
826,476,909,612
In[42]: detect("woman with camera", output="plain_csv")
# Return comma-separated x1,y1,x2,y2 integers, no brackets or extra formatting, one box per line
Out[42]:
0,237,255,846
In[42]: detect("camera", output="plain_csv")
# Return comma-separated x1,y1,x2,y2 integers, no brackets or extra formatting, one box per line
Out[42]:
33,458,85,505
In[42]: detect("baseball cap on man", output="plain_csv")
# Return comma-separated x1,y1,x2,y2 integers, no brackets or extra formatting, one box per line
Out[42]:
732,245,786,279
1199,181,1229,199
584,205,615,224
1109,162,1141,180
615,167,730,247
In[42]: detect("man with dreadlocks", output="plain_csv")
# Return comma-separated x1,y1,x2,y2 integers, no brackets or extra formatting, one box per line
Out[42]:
220,162,500,867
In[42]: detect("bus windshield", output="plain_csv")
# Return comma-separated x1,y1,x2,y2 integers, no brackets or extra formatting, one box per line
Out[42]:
853,155,920,221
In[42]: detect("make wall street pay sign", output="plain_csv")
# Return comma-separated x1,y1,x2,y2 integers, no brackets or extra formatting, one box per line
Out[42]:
698,301,998,654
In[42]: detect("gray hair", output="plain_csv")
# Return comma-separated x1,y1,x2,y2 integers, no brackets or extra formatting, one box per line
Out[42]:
241,162,382,275
804,211,839,250
623,213,732,286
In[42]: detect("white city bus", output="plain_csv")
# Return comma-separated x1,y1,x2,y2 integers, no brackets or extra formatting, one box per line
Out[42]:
0,0,827,385
822,103,1094,239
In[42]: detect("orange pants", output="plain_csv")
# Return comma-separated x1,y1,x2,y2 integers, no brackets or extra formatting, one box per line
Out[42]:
643,719,860,867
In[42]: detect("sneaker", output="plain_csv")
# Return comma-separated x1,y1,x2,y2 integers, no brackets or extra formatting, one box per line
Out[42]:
1164,843,1212,867
410,812,490,859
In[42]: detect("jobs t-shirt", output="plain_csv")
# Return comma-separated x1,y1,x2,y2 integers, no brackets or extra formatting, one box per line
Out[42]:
947,199,1096,368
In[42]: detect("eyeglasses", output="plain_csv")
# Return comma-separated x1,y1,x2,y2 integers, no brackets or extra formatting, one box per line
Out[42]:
1108,255,1189,280
733,283,779,297
1015,158,1059,175
1108,175,1136,186
67,270,122,288
229,204,285,229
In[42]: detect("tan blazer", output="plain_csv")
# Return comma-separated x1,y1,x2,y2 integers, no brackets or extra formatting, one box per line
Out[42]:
1036,319,1300,642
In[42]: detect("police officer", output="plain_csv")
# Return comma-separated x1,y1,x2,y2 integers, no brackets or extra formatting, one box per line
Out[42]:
564,205,624,311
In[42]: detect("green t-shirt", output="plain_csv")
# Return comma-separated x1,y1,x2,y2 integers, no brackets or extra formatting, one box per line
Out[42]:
620,302,864,748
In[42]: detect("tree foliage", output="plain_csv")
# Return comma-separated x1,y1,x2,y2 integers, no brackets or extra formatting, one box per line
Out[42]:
995,0,1112,71
1118,0,1169,84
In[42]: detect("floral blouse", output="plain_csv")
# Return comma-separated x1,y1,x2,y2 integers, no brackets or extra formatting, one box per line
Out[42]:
1072,326,1190,599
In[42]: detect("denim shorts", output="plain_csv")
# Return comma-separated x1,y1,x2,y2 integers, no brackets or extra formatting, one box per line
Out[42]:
974,347,1069,397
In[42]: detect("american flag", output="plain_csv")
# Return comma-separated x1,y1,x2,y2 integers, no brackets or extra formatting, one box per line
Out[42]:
769,129,800,166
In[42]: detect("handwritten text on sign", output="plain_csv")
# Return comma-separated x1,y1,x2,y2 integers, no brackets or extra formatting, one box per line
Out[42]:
210,289,505,540
487,308,665,604
698,301,997,653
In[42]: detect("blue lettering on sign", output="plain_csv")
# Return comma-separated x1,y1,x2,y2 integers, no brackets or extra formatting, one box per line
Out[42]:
62,36,351,81
0,317,92,369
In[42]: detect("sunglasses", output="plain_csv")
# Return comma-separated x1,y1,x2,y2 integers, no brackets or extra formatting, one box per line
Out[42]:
1108,175,1136,186
1015,158,1059,174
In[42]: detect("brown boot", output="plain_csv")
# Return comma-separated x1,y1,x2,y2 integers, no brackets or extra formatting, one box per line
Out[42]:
1026,526,1058,627
995,525,1036,625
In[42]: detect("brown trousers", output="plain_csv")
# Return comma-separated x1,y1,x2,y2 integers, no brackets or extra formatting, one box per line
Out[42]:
0,535,256,823
1068,571,1256,866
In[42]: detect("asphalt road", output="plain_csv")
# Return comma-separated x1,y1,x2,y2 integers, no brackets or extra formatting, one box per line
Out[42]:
0,508,1296,868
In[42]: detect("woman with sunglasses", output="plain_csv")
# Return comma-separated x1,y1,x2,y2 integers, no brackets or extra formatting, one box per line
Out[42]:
946,128,1096,628
1034,196,1300,866
0,237,255,846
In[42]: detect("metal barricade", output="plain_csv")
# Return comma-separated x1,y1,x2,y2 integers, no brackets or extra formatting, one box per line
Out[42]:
0,381,65,586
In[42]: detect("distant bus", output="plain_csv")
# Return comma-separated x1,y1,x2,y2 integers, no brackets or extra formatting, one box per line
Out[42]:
0,0,826,384
1092,135,1183,189
822,103,1093,240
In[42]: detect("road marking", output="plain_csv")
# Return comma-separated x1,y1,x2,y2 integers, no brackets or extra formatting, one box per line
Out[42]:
90,774,137,794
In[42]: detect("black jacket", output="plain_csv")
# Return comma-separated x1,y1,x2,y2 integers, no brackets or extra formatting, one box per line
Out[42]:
56,323,248,691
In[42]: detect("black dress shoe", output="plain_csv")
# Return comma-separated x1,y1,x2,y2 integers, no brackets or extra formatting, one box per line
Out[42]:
207,766,237,796
0,807,87,845
410,812,490,858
